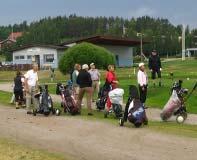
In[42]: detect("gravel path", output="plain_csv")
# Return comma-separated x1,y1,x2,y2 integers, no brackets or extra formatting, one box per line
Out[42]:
0,106,197,160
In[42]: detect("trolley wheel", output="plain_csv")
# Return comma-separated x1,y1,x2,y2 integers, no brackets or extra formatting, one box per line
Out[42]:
44,111,50,116
176,115,185,124
55,109,61,116
119,118,124,126
182,112,187,120
33,109,37,116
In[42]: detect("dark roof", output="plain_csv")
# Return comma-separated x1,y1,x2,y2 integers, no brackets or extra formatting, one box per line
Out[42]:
12,44,68,52
60,35,148,47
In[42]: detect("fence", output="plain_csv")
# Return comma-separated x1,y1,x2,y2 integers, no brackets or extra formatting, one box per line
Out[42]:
0,64,32,71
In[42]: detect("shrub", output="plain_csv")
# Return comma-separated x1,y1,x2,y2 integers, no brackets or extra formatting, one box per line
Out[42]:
59,42,115,74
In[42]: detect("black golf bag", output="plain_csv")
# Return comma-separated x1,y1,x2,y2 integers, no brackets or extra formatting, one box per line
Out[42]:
96,82,112,110
120,85,148,127
56,83,79,115
33,85,56,116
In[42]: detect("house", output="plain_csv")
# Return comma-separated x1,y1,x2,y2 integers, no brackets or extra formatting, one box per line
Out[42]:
60,35,145,67
0,39,16,50
12,44,67,69
0,32,23,50
8,32,23,42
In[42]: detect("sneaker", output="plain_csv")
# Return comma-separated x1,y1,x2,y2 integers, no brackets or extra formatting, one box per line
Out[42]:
87,113,93,116
27,111,32,114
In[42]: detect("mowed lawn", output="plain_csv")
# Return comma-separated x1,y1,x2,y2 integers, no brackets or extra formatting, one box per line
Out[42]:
0,59,196,113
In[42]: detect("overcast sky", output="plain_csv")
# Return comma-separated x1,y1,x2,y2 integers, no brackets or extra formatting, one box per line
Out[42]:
0,0,196,29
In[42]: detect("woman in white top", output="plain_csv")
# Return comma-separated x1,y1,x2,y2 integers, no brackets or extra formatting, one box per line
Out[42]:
137,62,148,108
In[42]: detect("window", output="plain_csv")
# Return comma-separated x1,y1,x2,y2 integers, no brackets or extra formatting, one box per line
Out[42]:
27,55,32,59
44,54,54,63
20,56,25,59
15,56,19,60
15,55,25,60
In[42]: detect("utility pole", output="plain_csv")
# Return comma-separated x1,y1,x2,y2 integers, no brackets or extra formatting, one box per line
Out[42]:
137,32,144,61
182,25,186,60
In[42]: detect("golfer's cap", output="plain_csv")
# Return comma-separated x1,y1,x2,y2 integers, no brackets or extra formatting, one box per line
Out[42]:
90,62,94,66
138,62,145,67
82,64,89,69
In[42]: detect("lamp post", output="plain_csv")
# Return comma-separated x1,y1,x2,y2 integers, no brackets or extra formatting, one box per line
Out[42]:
137,32,144,61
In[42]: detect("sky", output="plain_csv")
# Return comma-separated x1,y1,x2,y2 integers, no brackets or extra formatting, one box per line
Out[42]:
0,0,196,29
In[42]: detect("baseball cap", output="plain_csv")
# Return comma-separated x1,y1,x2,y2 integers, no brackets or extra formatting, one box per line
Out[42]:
138,62,145,67
90,62,94,66
82,64,89,69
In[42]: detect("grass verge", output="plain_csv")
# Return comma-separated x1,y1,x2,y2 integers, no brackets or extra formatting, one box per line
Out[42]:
0,138,67,160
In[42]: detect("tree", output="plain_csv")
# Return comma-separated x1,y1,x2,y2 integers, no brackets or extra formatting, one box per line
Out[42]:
58,42,115,74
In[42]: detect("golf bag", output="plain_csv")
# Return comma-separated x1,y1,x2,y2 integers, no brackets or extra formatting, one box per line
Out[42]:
56,82,79,115
96,81,112,110
33,85,57,116
104,88,124,118
160,80,190,123
120,85,148,127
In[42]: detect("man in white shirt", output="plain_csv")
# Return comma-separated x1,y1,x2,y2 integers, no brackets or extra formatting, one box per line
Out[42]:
137,62,148,108
24,63,39,114
88,63,100,102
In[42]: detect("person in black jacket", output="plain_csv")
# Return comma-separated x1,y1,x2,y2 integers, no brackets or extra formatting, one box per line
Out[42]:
14,71,24,109
76,64,93,115
148,50,162,87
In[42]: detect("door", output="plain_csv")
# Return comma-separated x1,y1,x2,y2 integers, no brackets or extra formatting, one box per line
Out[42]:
35,55,40,68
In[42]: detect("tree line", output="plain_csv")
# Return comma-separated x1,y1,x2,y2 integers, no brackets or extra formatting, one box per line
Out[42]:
0,14,197,60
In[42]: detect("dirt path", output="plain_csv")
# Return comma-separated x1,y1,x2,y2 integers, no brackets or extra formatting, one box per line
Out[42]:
0,105,197,160
1,82,197,125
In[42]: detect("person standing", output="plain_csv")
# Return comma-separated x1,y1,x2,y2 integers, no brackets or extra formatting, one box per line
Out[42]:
148,50,162,87
24,63,39,114
14,71,24,109
88,63,100,102
76,64,93,115
72,64,81,101
105,65,119,111
137,63,148,108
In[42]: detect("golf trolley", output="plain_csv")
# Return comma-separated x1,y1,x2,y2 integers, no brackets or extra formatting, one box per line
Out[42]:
160,80,197,124
33,85,60,116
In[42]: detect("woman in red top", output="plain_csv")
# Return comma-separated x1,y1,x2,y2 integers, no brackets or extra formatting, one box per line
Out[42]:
106,65,119,111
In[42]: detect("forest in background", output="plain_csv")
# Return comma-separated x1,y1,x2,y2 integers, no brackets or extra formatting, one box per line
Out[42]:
1,14,197,60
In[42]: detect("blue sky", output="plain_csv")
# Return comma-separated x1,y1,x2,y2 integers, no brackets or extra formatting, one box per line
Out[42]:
0,0,196,29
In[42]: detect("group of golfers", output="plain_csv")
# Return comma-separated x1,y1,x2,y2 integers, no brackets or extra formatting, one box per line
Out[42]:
12,50,162,116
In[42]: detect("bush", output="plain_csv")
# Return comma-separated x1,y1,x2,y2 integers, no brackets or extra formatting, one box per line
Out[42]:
58,42,115,74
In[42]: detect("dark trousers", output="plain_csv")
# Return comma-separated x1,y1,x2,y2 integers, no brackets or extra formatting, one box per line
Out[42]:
14,90,23,102
139,85,147,103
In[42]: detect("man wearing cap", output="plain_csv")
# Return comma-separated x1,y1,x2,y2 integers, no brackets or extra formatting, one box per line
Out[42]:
88,63,100,102
76,64,93,115
24,63,39,114
148,50,162,87
137,62,148,108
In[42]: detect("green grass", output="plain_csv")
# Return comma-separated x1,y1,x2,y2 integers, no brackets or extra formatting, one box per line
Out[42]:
0,138,67,160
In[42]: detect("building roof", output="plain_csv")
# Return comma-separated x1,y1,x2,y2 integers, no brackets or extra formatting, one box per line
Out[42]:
8,32,23,41
12,44,68,52
0,38,15,44
60,35,148,47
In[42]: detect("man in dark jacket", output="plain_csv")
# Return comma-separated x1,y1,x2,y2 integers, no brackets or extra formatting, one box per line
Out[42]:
76,64,93,115
148,50,162,87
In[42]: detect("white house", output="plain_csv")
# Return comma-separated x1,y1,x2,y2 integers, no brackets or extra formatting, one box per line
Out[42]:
12,45,67,69
60,35,144,67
